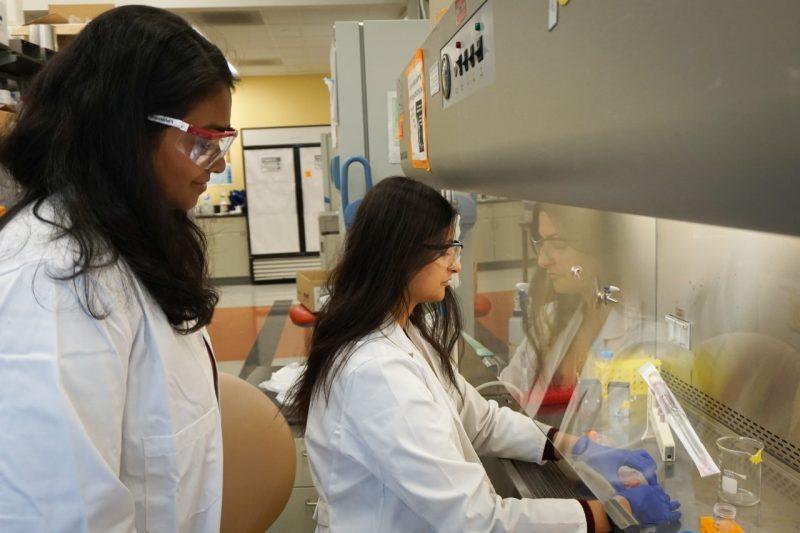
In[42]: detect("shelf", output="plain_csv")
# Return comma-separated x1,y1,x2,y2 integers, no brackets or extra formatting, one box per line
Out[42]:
10,23,87,38
0,42,44,78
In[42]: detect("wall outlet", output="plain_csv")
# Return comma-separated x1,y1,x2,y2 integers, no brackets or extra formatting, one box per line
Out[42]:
665,314,691,350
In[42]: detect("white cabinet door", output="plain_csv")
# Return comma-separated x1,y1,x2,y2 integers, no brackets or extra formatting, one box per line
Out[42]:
244,147,300,255
299,146,324,253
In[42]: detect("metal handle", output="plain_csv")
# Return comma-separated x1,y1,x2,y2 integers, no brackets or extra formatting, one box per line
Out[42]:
340,156,373,209
305,498,319,509
302,451,309,457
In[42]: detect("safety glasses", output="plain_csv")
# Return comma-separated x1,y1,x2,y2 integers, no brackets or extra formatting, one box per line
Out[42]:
148,114,238,170
424,240,464,268
529,235,576,261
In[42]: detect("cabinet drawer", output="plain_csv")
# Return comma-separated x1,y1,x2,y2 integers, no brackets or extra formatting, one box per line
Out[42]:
294,438,314,488
268,486,318,533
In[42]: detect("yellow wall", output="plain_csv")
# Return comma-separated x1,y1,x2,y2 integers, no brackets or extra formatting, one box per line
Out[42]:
208,74,331,200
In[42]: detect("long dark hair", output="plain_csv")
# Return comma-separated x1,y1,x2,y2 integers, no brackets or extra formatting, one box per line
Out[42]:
525,202,619,372
0,6,235,332
289,177,462,426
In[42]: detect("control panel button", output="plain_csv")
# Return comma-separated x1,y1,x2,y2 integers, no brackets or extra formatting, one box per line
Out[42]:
456,55,463,75
463,50,469,72
475,36,484,62
469,44,476,67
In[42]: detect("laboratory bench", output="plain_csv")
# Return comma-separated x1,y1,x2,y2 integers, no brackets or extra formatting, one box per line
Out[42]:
245,341,800,532
195,211,246,219
460,348,800,532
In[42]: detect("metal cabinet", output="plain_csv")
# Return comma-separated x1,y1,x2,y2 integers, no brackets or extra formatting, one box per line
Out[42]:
268,437,318,533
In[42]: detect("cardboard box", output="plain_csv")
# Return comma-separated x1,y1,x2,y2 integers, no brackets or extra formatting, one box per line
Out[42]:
26,4,113,25
0,109,15,133
296,269,330,313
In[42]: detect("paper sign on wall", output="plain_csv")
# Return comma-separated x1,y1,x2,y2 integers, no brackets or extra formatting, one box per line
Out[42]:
429,63,440,96
406,49,431,171
387,91,401,164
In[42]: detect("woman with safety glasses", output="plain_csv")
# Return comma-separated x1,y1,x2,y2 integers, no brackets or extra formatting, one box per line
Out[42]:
287,177,678,532
499,203,651,414
0,6,236,531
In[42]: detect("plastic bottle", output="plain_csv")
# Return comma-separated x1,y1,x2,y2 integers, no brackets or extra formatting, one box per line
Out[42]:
219,193,230,214
200,193,213,215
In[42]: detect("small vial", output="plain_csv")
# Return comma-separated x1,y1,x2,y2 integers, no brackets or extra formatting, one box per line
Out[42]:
713,502,737,532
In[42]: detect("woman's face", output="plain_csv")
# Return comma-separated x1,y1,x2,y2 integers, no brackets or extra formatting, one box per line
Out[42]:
152,87,232,210
408,229,462,305
536,211,596,296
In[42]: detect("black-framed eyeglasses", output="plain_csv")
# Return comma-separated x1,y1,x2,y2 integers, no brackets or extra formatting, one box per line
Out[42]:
424,239,464,267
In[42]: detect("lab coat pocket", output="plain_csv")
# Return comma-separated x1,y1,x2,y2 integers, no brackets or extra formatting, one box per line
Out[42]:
143,407,222,533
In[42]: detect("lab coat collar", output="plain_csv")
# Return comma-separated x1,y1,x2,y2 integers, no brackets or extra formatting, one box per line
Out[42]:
375,320,420,357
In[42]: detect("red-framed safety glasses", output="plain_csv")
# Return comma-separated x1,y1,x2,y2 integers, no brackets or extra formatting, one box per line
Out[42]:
148,114,238,170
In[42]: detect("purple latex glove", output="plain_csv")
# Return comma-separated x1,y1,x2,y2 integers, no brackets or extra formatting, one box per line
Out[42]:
572,436,658,491
617,485,681,526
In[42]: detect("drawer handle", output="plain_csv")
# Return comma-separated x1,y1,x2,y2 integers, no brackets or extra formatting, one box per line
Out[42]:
305,498,319,509
302,451,309,457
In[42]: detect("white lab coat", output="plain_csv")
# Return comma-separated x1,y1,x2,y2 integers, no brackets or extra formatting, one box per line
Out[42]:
500,303,648,416
0,202,222,532
305,320,588,533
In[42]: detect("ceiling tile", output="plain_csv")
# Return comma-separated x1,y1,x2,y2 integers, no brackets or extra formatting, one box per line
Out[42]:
267,24,302,38
271,36,309,48
177,4,404,80
299,24,333,37
260,8,301,25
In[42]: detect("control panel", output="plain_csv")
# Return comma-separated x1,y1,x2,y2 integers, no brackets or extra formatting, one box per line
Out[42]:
439,0,496,109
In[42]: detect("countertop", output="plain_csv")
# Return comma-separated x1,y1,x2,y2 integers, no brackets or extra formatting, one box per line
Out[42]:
461,348,800,532
195,211,246,219
253,341,800,532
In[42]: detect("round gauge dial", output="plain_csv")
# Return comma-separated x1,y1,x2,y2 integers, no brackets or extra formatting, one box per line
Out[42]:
440,54,452,99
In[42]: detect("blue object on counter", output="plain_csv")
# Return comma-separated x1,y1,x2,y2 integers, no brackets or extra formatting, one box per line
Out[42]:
341,156,373,230
229,189,246,208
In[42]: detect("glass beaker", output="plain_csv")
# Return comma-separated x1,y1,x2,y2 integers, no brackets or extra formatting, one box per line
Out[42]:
716,436,763,506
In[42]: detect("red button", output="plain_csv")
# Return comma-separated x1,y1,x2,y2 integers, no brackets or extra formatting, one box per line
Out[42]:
455,41,462,49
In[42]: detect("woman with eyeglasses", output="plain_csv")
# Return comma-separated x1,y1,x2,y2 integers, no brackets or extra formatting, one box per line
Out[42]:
500,202,647,412
287,177,678,532
0,7,236,531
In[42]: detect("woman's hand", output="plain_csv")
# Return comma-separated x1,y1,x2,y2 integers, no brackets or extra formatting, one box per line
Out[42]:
571,436,658,490
615,485,681,526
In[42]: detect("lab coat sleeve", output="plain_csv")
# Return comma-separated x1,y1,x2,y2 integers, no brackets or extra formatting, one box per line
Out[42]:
454,370,552,463
342,354,587,533
0,263,137,532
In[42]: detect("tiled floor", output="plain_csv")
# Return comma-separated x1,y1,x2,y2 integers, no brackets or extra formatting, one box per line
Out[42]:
208,282,311,378
206,277,515,382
